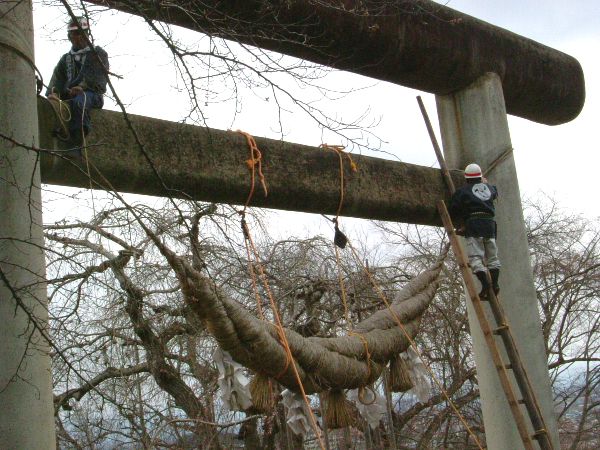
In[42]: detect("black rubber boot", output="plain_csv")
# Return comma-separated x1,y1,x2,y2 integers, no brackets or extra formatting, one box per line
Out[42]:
490,268,500,296
475,271,490,299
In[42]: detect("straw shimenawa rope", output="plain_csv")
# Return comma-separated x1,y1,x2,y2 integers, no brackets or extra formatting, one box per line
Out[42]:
178,250,445,394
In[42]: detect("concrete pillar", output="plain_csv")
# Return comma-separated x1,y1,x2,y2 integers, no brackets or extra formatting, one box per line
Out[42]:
0,1,56,448
436,73,559,449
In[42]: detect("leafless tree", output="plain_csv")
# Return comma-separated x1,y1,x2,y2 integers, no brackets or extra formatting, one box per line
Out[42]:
524,196,600,449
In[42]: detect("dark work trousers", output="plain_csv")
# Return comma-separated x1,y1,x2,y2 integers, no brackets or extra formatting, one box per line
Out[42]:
68,90,103,140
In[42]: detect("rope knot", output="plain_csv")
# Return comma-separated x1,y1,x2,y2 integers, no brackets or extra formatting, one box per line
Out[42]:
238,130,268,202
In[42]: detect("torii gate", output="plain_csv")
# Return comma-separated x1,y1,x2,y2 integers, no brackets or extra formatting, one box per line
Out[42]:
0,1,585,449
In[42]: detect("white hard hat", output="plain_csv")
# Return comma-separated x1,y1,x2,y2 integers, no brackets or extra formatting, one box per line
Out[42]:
67,16,89,32
464,163,482,179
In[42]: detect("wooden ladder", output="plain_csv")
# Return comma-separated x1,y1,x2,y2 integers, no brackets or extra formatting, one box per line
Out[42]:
416,96,555,449
438,201,554,450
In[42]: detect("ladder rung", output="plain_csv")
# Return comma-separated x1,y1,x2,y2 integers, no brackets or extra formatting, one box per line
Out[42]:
505,364,513,370
532,428,548,438
493,324,509,335
518,399,526,404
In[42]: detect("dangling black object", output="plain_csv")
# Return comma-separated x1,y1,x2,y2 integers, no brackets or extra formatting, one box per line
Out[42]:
240,217,250,240
36,76,43,95
334,222,348,249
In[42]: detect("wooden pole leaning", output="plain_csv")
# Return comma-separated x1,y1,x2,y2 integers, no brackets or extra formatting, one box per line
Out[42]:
416,96,456,194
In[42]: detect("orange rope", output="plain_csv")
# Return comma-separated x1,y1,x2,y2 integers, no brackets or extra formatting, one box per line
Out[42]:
243,224,265,320
238,130,267,213
320,144,357,220
243,224,326,450
335,246,350,321
237,130,268,319
238,132,325,450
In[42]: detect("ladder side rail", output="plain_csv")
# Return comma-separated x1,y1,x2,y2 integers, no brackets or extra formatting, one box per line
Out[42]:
485,291,554,450
437,200,535,450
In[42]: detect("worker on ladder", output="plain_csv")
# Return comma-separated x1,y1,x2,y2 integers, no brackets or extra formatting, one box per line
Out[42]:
450,163,501,299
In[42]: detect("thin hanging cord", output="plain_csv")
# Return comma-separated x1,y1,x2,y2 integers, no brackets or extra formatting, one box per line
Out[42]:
238,131,326,450
205,37,213,107
237,130,267,318
320,144,357,220
323,143,374,382
79,91,97,218
347,241,485,450
319,142,483,449
242,206,326,450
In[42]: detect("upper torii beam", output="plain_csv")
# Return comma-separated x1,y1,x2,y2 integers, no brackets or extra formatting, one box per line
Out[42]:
85,0,584,125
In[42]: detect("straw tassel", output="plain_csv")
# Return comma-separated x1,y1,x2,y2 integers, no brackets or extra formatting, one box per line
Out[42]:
388,354,414,392
250,373,277,413
323,389,355,429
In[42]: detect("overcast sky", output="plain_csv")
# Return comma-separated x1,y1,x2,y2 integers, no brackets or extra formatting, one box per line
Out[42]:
33,1,600,230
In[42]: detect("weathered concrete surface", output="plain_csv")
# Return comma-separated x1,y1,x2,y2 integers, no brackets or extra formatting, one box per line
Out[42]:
84,0,584,125
38,98,461,226
0,2,56,449
437,73,559,449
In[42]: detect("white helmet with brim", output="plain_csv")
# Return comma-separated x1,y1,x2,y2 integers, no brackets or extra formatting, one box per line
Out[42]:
464,163,482,179
68,16,89,32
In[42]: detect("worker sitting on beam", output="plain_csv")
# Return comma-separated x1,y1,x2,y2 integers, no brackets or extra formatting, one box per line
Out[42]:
46,15,109,150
